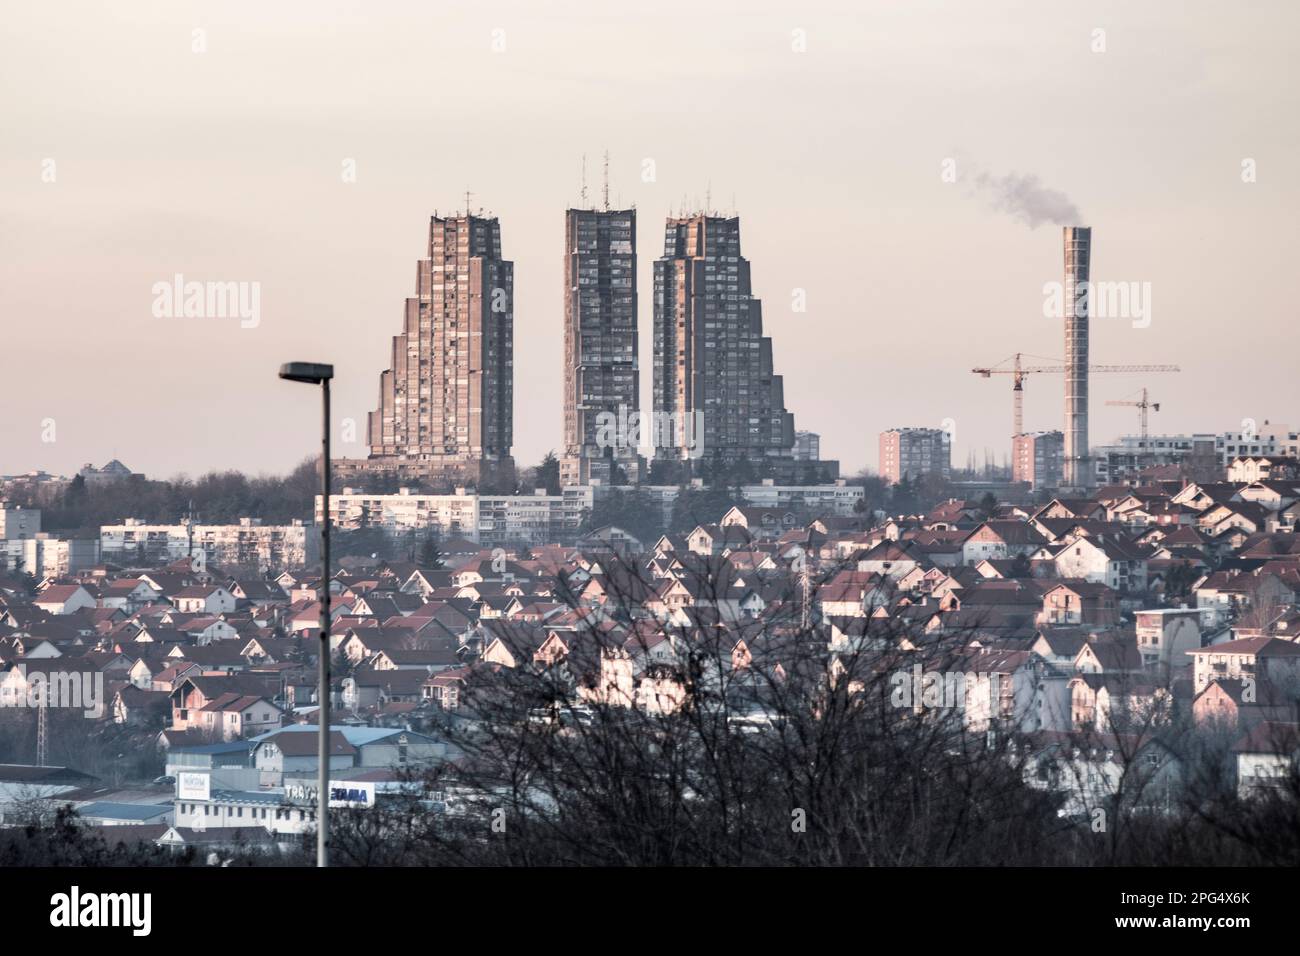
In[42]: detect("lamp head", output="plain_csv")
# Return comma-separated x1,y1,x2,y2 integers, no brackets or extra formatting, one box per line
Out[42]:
279,362,334,384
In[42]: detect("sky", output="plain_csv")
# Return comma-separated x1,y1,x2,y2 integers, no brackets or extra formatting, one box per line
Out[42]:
2,0,1297,481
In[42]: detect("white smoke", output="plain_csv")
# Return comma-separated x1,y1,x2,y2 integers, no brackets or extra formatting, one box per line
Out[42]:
969,169,1083,229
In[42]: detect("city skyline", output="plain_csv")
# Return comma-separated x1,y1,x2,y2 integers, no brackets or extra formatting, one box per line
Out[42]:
3,1,1297,481
3,0,1300,890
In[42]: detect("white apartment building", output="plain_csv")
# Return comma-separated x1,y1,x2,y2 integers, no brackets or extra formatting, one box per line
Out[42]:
1217,422,1300,463
320,481,863,545
731,479,863,514
615,480,863,526
1,535,99,579
1092,423,1300,483
100,518,315,570
1134,608,1201,671
318,487,594,546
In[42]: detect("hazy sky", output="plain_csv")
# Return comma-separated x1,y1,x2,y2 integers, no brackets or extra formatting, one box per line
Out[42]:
3,0,1297,481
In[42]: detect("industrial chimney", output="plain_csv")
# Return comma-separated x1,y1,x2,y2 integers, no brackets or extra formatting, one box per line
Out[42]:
1062,226,1091,489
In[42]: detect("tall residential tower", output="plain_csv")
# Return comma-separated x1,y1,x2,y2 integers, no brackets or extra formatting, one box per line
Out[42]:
651,214,795,473
360,213,515,487
561,207,643,486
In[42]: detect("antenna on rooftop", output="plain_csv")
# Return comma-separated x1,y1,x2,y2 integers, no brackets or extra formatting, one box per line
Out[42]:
580,155,588,207
602,150,610,211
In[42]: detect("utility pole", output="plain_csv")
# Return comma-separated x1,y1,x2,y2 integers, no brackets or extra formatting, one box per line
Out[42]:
317,374,331,867
278,361,335,868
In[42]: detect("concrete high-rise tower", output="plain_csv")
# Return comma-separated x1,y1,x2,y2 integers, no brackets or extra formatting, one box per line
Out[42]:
561,207,643,486
1062,226,1091,489
362,213,514,486
652,214,795,473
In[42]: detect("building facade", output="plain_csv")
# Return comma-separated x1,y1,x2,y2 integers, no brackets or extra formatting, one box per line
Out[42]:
1090,433,1218,484
651,214,795,470
0,505,41,540
1,535,99,579
363,213,515,486
793,431,821,462
100,519,315,570
1215,422,1300,464
1012,430,1064,491
319,487,594,546
561,207,643,486
879,428,951,484
320,480,863,544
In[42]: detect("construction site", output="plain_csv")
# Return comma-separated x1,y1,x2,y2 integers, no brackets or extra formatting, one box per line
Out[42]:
971,227,1182,493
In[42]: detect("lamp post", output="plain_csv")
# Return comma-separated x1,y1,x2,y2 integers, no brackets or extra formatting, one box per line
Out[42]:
278,361,334,867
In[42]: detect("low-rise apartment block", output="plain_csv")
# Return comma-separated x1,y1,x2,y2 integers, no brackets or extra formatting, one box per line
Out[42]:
100,518,315,571
879,428,951,485
1013,431,1064,491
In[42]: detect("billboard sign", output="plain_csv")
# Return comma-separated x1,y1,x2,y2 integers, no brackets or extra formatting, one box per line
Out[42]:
283,779,376,809
177,772,211,801
328,780,376,809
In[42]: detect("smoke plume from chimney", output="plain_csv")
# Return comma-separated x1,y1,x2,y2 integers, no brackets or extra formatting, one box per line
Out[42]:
970,170,1083,229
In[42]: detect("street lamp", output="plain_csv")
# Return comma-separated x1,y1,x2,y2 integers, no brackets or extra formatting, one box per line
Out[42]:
278,361,334,868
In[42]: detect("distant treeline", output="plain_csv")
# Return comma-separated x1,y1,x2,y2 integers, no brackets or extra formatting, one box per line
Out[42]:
10,458,906,543
12,458,321,536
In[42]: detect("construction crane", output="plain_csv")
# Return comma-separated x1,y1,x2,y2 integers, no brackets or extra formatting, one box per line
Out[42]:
971,352,1180,441
1106,387,1161,460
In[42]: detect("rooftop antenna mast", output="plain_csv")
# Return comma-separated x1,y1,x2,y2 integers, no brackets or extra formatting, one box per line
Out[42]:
580,154,588,208
464,187,474,218
602,150,610,211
